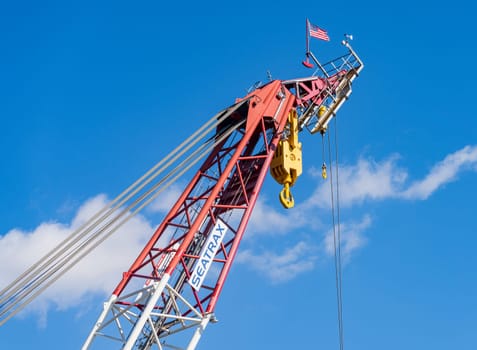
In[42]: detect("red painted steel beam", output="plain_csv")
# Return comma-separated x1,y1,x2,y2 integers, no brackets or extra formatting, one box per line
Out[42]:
105,81,297,345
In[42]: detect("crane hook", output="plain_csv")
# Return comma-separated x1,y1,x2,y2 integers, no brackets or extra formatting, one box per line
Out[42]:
279,183,295,209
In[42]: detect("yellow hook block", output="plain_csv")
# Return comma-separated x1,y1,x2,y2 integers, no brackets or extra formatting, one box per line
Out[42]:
270,110,302,209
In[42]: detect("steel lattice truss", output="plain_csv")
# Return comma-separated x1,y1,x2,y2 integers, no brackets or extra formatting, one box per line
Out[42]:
83,81,296,350
81,41,363,350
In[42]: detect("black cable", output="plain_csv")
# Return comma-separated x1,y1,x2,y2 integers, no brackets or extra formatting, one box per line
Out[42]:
327,129,344,350
333,116,345,350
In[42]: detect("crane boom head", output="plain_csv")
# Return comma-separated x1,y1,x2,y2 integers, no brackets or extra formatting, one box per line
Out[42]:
284,38,364,135
269,38,363,208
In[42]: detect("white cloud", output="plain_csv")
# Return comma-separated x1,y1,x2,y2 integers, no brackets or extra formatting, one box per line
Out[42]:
246,197,307,237
0,194,156,323
401,145,477,199
306,145,477,207
305,155,407,209
2,145,475,322
240,145,477,281
236,241,317,284
148,183,185,213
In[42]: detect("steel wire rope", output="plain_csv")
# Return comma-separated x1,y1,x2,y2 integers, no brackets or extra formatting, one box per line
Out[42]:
0,119,245,326
0,103,245,310
0,125,213,311
0,135,217,316
0,126,215,313
326,128,344,350
333,116,344,350
0,142,214,322
0,101,248,311
0,101,248,306
3,118,231,312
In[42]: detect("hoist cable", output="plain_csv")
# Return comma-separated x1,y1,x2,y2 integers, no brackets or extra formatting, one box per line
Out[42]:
322,133,326,162
327,128,344,350
333,115,344,350
0,103,240,308
0,118,245,325
0,99,248,310
0,111,216,309
3,135,214,311
0,105,247,325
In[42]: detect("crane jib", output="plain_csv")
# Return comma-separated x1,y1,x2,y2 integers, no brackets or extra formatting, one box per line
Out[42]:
79,38,363,350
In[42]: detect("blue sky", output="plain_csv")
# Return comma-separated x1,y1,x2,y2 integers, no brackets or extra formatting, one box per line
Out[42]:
1,0,477,349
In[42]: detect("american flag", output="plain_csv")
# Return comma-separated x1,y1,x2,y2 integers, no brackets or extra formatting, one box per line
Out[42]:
308,21,330,41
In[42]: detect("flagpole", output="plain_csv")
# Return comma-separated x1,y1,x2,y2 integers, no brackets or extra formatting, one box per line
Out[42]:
302,18,313,68
305,18,310,54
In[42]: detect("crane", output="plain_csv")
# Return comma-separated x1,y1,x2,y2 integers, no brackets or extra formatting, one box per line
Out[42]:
0,36,363,350
82,38,363,350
